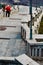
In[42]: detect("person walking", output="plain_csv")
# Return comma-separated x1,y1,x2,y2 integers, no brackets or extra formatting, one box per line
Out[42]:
5,5,11,17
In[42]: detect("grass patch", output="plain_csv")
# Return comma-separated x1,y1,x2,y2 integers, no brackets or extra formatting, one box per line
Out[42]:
38,16,43,34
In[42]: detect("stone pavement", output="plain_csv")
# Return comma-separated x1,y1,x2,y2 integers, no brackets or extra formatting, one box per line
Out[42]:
0,10,26,57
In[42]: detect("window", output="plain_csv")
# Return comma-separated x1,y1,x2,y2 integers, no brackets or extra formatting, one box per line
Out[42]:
37,49,39,56
31,48,32,56
41,49,43,57
34,48,36,56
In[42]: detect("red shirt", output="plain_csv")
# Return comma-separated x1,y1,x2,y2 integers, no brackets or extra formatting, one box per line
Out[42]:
5,5,11,11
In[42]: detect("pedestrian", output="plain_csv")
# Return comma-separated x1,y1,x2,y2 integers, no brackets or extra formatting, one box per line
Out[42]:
5,5,11,17
2,4,5,17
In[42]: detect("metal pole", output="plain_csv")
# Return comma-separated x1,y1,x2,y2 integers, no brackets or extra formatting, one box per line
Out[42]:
30,0,32,39
36,0,37,10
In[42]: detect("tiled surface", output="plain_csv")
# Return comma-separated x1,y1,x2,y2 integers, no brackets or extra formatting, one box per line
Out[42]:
0,10,26,57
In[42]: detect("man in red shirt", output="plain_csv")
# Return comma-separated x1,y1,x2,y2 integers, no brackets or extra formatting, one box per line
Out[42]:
5,5,11,17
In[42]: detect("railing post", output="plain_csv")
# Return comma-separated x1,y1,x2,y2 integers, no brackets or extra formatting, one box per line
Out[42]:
30,0,32,39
